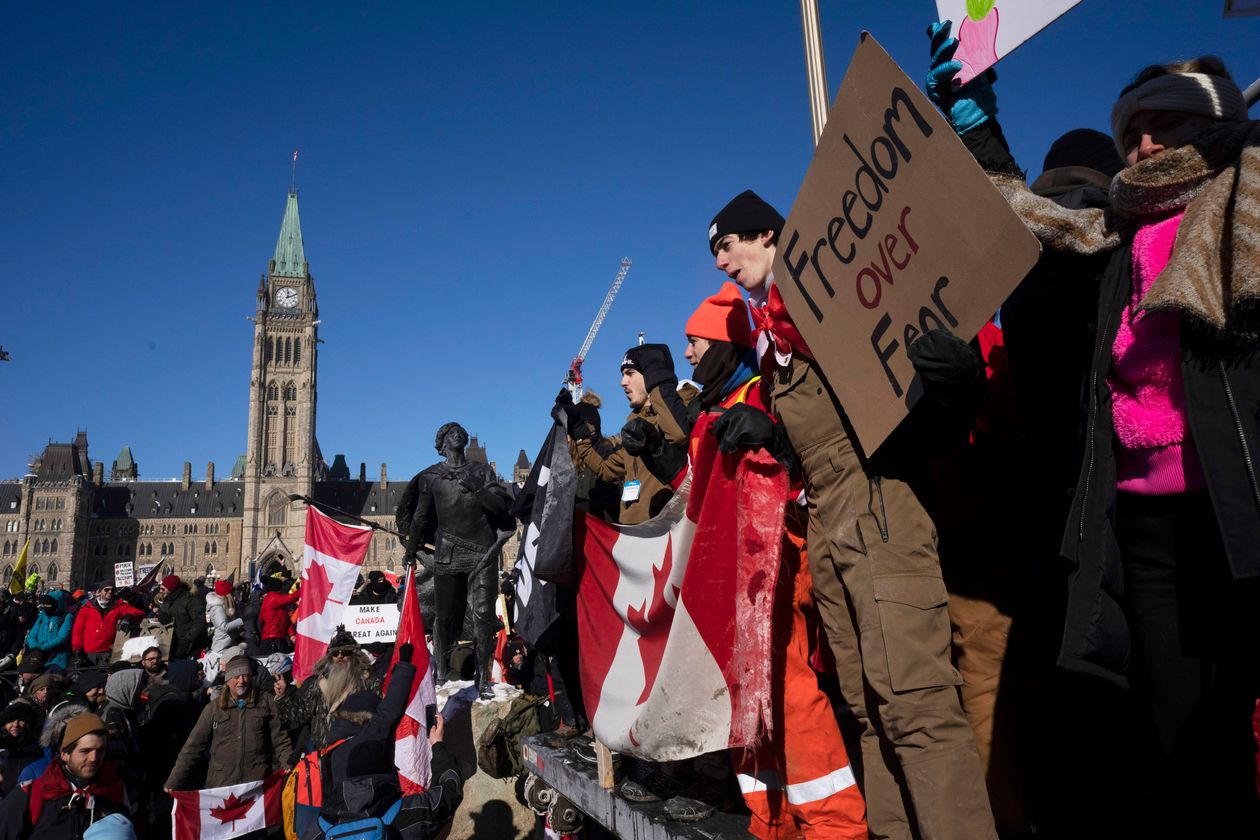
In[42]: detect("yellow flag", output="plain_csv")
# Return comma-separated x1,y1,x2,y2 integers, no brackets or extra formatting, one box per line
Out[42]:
10,540,28,596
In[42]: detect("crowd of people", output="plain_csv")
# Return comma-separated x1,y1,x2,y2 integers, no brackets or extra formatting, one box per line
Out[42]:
0,570,463,839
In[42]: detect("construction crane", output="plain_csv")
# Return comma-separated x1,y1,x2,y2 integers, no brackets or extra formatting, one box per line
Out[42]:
565,257,632,400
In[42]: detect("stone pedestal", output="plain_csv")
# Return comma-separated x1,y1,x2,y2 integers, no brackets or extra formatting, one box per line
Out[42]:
438,682,538,839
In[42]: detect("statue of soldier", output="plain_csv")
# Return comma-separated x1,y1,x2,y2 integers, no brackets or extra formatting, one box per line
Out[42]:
398,422,514,696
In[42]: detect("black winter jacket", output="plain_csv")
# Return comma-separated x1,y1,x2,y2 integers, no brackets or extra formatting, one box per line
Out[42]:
1059,244,1260,686
966,119,1260,686
156,587,208,660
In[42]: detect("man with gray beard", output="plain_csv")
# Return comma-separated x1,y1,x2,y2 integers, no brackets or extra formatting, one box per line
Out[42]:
273,625,383,751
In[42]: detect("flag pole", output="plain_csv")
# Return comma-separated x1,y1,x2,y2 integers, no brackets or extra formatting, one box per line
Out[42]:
800,0,830,146
287,494,406,539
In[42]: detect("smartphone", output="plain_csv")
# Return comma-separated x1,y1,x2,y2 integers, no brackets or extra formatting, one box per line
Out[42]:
425,703,437,731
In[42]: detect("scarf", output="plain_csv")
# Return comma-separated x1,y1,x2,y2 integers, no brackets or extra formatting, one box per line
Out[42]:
693,342,756,410
749,283,813,360
27,759,126,826
993,120,1260,336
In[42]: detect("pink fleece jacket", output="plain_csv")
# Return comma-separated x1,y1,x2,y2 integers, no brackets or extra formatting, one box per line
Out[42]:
1108,212,1206,495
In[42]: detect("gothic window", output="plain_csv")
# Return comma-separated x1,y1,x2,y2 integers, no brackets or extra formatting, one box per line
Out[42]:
264,337,272,364
267,382,278,401
50,539,57,553
1,542,8,556
267,493,287,527
294,338,301,365
284,407,296,465
285,337,292,364
35,498,43,510
204,542,210,555
28,563,38,578
47,563,58,582
2,567,9,584
284,382,297,401
211,542,218,555
57,498,64,510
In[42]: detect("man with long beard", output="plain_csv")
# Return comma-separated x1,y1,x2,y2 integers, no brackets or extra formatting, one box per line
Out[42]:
273,626,382,751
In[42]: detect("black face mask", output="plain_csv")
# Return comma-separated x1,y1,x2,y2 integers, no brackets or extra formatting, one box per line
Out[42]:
40,606,55,615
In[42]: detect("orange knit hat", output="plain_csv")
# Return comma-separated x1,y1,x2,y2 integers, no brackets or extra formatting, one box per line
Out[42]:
685,282,752,348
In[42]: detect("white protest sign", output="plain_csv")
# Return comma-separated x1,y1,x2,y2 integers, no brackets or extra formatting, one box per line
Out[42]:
114,562,134,587
344,603,401,643
936,0,1083,86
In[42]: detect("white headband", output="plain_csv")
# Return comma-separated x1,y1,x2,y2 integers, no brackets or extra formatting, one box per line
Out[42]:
1111,72,1247,152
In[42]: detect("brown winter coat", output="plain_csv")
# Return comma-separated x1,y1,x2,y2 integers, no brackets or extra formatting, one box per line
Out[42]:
573,384,691,525
164,688,292,790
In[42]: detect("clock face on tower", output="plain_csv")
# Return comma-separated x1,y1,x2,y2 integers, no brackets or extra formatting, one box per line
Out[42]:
275,287,299,308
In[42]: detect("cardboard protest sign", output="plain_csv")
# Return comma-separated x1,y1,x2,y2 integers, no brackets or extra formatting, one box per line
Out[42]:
773,33,1039,453
344,602,401,643
936,0,1082,86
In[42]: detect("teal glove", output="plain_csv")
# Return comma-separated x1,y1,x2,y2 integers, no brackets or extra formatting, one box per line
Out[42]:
925,20,998,135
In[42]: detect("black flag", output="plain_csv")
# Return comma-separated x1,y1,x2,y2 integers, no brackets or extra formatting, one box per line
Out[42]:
511,415,577,646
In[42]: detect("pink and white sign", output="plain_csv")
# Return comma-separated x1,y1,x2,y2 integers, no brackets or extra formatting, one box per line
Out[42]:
936,0,1083,86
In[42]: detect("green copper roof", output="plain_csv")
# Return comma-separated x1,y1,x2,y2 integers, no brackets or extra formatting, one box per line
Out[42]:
230,454,247,479
115,446,134,469
272,190,306,277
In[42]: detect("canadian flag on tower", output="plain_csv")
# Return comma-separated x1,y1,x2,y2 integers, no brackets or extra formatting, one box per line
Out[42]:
292,504,374,684
170,771,285,840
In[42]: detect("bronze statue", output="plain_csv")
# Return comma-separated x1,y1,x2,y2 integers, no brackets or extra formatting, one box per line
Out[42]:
398,422,513,696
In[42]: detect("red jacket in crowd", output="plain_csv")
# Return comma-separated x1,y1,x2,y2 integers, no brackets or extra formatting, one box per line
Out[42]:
71,598,146,655
260,590,300,641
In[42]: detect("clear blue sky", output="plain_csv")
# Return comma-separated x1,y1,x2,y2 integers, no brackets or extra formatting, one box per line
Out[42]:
2,2,1257,481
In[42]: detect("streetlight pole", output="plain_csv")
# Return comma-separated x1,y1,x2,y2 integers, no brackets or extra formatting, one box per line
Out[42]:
800,0,830,146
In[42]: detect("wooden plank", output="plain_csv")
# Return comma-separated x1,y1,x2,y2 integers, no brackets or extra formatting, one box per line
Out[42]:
595,741,616,790
521,734,753,839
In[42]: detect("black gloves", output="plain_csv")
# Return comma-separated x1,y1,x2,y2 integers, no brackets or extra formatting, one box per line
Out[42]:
907,329,984,395
620,418,687,486
709,404,774,453
620,418,661,457
555,388,595,440
709,404,802,479
635,344,679,394
398,642,414,663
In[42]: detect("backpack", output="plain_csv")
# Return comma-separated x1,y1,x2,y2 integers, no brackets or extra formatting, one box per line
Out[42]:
281,739,346,840
317,800,402,840
476,693,545,779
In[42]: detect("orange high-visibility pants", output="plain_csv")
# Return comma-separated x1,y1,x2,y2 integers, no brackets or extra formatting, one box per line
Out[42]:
734,521,868,839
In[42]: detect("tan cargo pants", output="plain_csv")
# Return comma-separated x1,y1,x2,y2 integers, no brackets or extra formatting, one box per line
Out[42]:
770,356,997,840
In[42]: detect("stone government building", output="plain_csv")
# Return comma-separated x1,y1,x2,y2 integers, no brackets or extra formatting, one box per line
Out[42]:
0,191,530,591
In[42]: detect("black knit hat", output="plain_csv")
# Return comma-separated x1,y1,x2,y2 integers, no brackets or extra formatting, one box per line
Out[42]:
17,659,44,676
328,625,358,652
72,670,108,695
341,689,381,716
1041,128,1125,178
620,343,674,374
708,190,785,254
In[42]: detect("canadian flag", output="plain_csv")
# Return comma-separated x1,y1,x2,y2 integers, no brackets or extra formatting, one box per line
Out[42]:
292,505,374,684
385,563,437,793
170,771,285,840
577,412,787,760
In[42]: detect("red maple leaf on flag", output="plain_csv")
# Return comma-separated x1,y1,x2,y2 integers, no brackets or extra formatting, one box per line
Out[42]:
209,791,254,827
626,536,678,705
303,558,333,615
